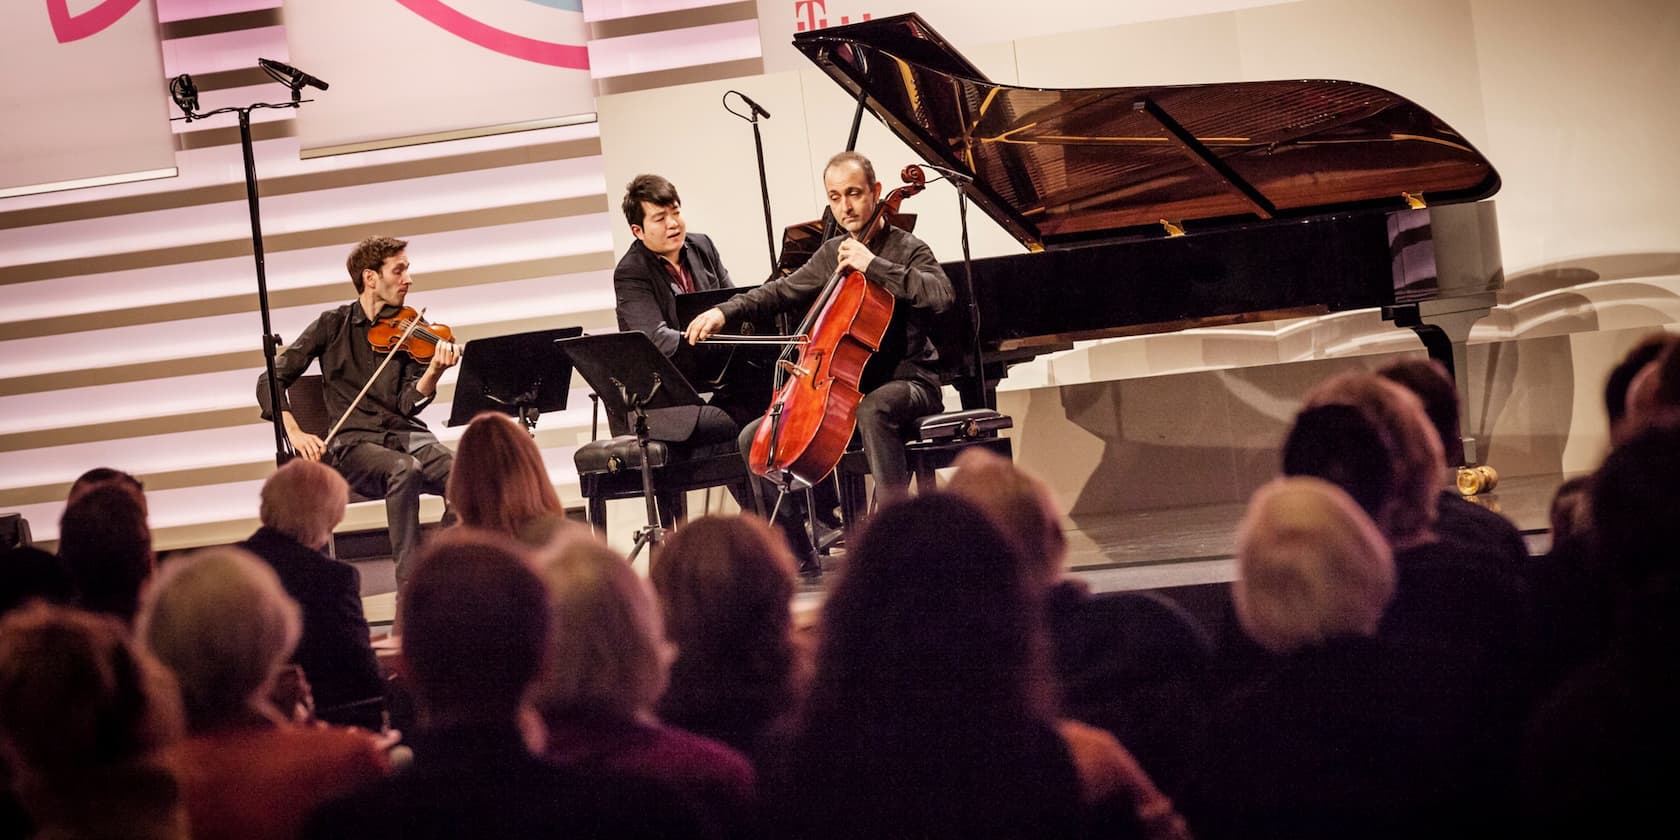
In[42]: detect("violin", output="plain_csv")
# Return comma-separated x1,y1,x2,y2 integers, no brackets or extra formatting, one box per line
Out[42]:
748,165,927,489
367,305,460,362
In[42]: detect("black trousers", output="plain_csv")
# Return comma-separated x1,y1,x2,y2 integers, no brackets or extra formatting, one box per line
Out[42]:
330,433,453,587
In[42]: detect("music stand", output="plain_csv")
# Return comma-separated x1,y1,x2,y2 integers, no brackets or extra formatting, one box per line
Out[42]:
555,332,704,560
446,327,583,432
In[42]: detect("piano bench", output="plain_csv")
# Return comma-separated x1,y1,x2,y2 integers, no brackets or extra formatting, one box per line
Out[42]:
836,409,1015,525
573,437,750,536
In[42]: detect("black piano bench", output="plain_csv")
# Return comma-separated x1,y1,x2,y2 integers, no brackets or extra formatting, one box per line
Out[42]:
836,408,1015,525
573,436,752,535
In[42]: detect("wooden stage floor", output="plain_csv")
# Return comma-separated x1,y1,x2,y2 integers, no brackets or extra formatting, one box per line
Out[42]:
359,472,1570,627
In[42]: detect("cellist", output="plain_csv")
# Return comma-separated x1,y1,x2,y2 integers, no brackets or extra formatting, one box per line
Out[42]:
257,236,459,589
685,152,955,556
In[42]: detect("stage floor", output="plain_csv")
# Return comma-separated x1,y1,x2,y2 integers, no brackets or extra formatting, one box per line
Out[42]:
360,472,1570,627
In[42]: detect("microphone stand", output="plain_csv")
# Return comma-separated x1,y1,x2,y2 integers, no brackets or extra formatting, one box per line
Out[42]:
928,167,989,410
172,75,315,466
723,92,778,275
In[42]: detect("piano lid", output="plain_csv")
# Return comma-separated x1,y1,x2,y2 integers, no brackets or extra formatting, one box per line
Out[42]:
794,14,1500,251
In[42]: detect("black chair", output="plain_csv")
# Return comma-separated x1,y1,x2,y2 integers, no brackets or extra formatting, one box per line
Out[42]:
562,333,754,538
283,375,375,506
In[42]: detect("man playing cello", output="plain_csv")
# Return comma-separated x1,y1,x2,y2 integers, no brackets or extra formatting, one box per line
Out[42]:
257,236,460,588
685,152,955,540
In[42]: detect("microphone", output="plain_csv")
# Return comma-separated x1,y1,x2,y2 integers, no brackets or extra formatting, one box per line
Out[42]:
258,58,329,91
169,74,199,118
730,90,771,119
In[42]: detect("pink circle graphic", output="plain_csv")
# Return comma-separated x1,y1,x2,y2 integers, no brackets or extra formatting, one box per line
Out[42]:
393,0,591,70
46,0,142,43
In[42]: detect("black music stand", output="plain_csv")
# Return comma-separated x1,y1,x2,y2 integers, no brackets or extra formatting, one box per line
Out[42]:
446,327,583,433
556,332,704,560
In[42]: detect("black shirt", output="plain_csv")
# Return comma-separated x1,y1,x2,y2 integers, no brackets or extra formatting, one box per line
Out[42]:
258,301,437,450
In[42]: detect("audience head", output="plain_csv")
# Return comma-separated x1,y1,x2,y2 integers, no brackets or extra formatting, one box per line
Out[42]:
534,535,669,721
0,603,182,782
66,467,146,512
259,459,348,550
0,545,76,618
946,448,1067,591
1292,371,1443,548
809,494,1053,724
1618,336,1680,442
447,412,565,543
135,548,301,732
399,530,549,726
1603,332,1675,437
1377,357,1463,466
57,483,154,623
1233,476,1396,654
1588,424,1680,598
1548,474,1594,548
651,514,798,665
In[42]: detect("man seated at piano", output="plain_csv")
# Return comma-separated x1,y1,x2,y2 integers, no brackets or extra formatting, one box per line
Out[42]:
686,151,955,511
612,173,745,454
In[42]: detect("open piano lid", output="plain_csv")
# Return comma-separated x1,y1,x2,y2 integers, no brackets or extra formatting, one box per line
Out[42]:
793,14,1500,251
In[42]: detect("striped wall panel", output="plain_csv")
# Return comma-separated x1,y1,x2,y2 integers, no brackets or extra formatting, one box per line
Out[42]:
1,0,762,549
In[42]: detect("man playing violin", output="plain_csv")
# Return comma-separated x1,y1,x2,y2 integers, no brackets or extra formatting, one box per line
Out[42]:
257,235,460,588
686,152,955,524
613,174,751,450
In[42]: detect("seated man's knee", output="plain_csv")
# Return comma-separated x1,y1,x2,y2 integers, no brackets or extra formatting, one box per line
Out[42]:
387,453,423,488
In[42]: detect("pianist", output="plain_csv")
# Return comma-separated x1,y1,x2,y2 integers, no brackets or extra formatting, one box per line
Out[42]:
613,174,741,453
686,151,955,508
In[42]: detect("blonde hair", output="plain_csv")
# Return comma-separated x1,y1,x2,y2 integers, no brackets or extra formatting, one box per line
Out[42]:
447,412,564,540
1302,372,1444,547
533,535,669,719
1233,477,1395,653
135,548,301,731
259,459,349,549
946,448,1066,589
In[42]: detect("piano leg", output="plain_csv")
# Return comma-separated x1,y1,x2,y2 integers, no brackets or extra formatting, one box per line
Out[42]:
1386,292,1497,472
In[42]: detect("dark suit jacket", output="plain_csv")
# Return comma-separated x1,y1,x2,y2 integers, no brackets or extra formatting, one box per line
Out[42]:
239,527,385,729
613,233,733,442
304,723,704,839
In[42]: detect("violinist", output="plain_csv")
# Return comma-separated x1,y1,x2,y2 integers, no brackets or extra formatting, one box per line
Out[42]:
257,236,459,588
686,152,955,543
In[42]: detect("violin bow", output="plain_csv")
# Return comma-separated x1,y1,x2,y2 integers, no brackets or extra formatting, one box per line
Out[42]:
322,307,428,449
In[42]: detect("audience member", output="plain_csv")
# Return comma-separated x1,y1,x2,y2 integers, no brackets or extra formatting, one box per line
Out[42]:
1377,357,1529,570
305,530,700,839
0,603,186,840
66,466,147,512
57,482,154,624
446,412,586,548
1283,372,1532,821
0,545,75,617
1522,424,1680,836
948,448,1213,803
649,515,808,762
765,495,1186,840
1186,477,1487,840
1618,334,1680,439
137,548,388,840
535,534,756,838
1603,331,1677,442
238,459,386,730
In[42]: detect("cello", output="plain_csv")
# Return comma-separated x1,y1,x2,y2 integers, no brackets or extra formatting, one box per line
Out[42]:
748,165,926,489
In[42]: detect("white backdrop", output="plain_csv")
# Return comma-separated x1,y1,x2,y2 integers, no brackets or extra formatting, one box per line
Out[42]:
283,0,598,155
0,0,176,197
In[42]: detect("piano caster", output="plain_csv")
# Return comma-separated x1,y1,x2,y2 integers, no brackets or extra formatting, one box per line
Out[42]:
1456,464,1499,496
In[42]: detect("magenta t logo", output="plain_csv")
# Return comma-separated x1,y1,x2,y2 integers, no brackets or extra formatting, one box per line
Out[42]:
46,0,142,43
393,0,590,70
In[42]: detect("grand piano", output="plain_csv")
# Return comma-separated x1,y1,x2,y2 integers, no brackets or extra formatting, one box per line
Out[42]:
791,14,1504,467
